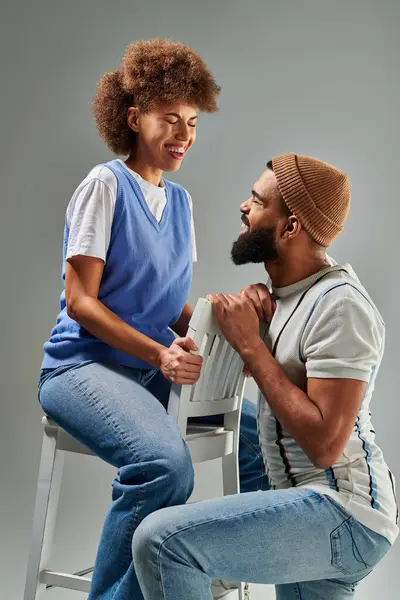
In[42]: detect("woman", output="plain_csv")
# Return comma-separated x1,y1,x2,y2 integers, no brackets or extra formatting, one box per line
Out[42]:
39,39,269,600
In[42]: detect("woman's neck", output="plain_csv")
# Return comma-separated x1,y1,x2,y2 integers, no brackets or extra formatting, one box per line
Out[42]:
125,154,163,187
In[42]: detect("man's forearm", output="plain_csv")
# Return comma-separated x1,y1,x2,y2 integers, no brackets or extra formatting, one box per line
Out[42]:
241,339,328,466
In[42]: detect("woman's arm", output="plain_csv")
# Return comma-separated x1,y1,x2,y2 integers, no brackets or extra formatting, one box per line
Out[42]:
170,304,193,337
66,256,202,383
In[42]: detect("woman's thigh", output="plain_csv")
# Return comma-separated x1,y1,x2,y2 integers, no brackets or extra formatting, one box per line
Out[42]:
39,361,191,469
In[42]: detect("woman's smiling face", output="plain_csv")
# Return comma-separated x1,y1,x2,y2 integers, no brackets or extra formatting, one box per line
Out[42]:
128,102,198,173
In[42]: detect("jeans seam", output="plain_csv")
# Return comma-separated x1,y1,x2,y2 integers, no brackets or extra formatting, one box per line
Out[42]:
293,583,303,600
239,434,267,490
239,432,262,458
157,547,168,600
118,477,146,571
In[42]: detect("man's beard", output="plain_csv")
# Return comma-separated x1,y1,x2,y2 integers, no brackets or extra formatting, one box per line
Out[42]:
231,227,279,265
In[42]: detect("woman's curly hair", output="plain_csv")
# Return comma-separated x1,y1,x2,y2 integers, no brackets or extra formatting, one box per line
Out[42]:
92,39,221,155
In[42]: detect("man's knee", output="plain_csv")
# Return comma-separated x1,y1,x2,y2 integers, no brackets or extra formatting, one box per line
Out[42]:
132,509,172,571
132,514,156,567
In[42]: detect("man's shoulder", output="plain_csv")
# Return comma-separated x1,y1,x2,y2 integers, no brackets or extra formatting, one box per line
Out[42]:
306,268,384,331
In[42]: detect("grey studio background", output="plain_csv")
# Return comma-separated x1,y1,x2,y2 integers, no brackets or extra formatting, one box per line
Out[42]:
1,1,399,598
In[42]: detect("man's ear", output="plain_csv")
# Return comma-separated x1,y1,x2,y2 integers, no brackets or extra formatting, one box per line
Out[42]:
283,215,301,239
127,107,140,133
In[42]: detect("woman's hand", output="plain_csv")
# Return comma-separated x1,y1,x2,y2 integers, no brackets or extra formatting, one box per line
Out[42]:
158,337,203,385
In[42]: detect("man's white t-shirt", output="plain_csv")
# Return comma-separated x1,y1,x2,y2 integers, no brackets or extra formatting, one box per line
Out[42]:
66,159,197,263
258,260,399,544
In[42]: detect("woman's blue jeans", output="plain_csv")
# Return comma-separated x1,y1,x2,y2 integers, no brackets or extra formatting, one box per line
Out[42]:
38,360,270,600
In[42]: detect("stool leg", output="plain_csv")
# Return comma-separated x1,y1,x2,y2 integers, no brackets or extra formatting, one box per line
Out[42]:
221,409,240,497
221,409,245,600
24,426,64,600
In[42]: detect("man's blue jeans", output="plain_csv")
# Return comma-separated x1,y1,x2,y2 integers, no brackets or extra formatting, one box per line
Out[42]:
133,488,390,600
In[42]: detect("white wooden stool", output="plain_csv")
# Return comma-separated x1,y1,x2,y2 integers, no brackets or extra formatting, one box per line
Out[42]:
24,299,250,599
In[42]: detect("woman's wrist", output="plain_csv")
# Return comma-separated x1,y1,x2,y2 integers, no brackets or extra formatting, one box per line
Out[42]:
148,342,167,370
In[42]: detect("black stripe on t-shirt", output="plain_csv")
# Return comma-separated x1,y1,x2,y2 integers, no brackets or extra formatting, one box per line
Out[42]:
388,469,399,524
275,418,297,487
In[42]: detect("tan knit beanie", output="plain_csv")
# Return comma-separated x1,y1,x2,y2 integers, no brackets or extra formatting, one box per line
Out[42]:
271,153,350,247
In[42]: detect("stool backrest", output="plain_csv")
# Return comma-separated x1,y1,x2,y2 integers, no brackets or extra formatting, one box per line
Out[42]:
168,298,247,433
189,298,245,404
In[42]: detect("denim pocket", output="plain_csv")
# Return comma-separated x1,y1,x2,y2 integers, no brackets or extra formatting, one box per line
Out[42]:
330,517,371,576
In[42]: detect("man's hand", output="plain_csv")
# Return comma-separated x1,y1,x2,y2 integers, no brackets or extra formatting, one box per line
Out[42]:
206,293,263,354
239,283,276,323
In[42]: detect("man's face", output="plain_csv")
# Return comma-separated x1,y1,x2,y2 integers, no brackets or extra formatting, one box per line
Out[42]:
231,168,288,265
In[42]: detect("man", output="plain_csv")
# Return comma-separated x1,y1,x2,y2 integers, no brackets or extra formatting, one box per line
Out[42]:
132,153,398,599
